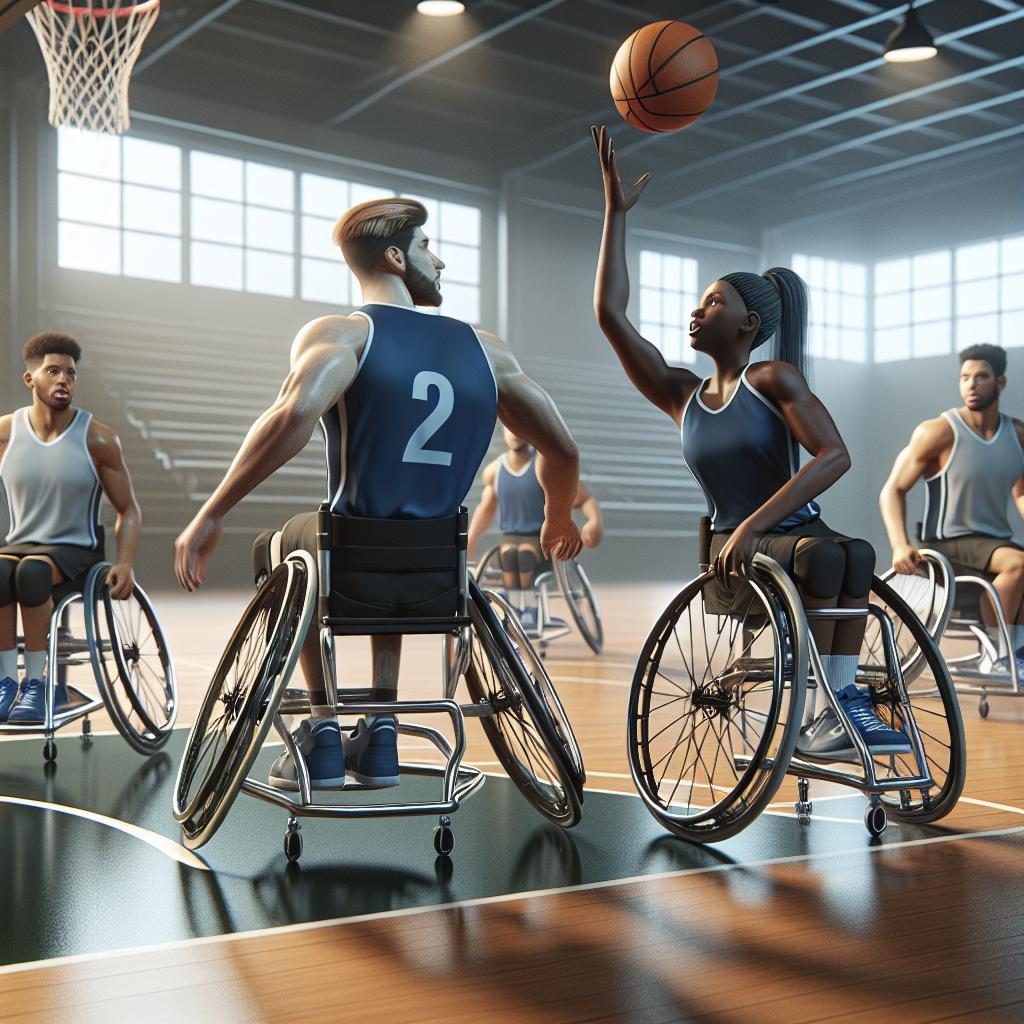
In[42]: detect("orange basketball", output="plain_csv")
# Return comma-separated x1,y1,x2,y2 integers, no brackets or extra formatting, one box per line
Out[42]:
610,20,719,134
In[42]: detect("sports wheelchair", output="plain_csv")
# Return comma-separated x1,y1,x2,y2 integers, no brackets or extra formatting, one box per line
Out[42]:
0,532,177,761
882,538,1024,719
626,518,966,843
474,541,603,654
173,506,584,863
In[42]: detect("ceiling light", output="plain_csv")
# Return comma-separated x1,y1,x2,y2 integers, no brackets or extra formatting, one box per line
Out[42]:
417,1,466,15
884,1,937,63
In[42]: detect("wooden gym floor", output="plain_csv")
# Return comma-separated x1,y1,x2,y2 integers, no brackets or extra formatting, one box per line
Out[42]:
0,582,1020,1023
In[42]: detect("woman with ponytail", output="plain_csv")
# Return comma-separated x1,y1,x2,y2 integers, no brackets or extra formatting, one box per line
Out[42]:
591,125,909,761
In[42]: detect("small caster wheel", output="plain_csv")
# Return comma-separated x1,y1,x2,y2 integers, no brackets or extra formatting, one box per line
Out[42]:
795,778,812,823
433,815,454,857
979,698,990,719
284,821,302,863
81,718,93,748
43,739,57,763
865,801,887,838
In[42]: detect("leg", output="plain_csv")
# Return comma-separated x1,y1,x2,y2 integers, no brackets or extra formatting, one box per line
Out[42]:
371,634,401,696
0,557,19,718
7,557,64,723
984,546,1024,653
832,539,876,654
792,538,846,655
498,542,520,603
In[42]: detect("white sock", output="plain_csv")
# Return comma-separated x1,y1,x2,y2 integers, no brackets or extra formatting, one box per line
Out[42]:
24,650,46,682
820,654,858,693
1011,625,1024,654
0,649,17,681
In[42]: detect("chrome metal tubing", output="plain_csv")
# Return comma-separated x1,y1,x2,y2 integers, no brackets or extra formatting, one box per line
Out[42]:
954,574,1022,695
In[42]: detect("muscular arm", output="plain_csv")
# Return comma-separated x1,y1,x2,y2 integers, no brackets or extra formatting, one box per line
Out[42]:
89,422,142,599
1013,421,1024,522
174,315,368,590
479,333,582,560
592,125,698,423
879,418,952,571
574,480,604,548
741,363,852,533
467,460,499,560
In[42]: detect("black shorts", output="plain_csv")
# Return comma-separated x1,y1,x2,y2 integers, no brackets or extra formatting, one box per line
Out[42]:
0,542,104,583
922,534,1024,577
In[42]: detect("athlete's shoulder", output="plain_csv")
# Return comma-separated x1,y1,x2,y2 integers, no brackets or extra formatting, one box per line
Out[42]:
0,412,13,443
744,360,809,399
1010,417,1024,447
289,314,370,364
86,417,123,449
481,457,500,485
908,415,954,455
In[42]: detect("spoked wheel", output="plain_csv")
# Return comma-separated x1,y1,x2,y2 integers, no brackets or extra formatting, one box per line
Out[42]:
628,558,807,844
173,553,316,850
878,551,954,687
473,544,506,593
464,581,582,827
858,575,966,825
554,559,603,654
85,564,177,754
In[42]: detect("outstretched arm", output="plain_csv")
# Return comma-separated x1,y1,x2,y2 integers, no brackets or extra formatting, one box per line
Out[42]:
880,419,951,572
468,460,499,560
574,481,604,548
591,125,698,423
479,333,582,561
89,423,142,600
174,315,368,590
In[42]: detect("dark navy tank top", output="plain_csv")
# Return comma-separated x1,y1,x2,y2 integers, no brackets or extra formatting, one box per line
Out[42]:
322,303,498,519
681,366,820,532
497,453,545,534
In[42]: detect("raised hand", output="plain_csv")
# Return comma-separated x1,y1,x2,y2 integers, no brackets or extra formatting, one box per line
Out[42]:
591,124,651,213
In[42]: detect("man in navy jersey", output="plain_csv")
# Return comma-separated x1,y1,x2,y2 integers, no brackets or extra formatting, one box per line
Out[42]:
175,198,582,790
469,426,603,634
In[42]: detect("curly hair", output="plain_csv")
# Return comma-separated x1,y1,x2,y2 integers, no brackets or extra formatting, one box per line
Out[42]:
22,331,82,366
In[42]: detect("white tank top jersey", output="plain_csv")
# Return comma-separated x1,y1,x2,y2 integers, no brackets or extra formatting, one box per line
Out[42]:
921,409,1024,541
0,407,102,549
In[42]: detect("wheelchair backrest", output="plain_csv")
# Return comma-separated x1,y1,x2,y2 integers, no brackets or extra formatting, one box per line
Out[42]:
316,505,469,635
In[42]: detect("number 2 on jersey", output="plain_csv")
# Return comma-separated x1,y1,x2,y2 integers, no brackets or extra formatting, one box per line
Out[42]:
403,371,454,467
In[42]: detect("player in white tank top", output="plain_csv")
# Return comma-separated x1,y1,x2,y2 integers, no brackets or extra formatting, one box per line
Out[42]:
0,333,142,720
881,344,1024,667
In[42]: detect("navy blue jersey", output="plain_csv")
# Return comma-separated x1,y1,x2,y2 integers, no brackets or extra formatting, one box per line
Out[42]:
497,453,545,534
322,303,498,519
681,366,820,532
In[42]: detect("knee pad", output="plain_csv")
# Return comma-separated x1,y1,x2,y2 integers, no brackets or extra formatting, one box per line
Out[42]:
792,540,846,599
498,543,519,574
515,543,539,578
251,530,282,584
15,558,53,607
0,559,16,607
841,539,876,599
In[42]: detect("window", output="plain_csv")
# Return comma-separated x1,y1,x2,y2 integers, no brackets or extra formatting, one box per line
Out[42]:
57,127,182,282
792,254,867,363
190,152,295,296
638,250,698,364
955,235,1024,350
874,249,952,363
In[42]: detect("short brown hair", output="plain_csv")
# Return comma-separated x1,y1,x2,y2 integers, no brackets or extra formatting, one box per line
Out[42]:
332,198,427,275
960,343,1006,378
23,331,81,366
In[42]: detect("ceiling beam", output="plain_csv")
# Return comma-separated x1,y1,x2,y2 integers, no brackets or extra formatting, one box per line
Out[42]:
652,54,1024,194
135,0,247,74
664,87,1024,209
324,0,567,128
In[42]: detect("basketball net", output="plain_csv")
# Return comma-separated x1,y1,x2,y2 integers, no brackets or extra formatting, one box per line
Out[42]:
26,0,160,135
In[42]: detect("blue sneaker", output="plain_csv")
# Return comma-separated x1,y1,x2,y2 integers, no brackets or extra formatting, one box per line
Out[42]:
798,685,911,761
346,715,399,788
517,605,539,635
268,718,346,791
0,677,18,721
8,679,53,723
993,652,1024,678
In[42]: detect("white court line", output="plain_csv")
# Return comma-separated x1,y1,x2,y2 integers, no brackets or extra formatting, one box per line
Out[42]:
0,795,208,871
0,821,1019,977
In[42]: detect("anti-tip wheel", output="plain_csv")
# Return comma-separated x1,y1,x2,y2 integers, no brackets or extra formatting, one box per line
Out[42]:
284,824,303,863
43,739,57,763
979,698,990,719
433,816,454,857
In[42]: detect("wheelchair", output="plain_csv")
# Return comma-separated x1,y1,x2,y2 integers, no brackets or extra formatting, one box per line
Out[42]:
626,518,966,843
474,541,603,654
881,536,1024,719
173,505,584,863
0,531,177,761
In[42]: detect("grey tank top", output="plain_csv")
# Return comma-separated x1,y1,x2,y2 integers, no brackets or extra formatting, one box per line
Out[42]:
496,454,545,535
0,408,102,548
921,409,1024,541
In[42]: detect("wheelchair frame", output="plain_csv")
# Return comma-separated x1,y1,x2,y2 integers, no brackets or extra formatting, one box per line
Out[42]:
474,541,603,653
0,560,177,761
882,548,1024,718
174,506,583,862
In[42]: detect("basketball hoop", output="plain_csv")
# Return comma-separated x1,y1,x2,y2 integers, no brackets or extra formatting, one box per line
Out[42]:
26,0,160,134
